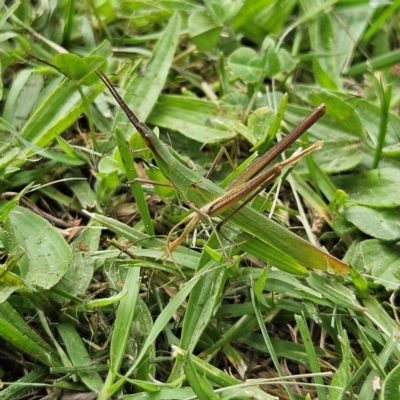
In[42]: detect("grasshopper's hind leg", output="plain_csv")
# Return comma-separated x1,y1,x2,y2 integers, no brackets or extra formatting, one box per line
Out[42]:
205,147,236,180
167,203,233,264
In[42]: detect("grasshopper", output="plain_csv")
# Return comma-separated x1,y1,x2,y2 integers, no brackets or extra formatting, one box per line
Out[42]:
166,140,323,257
97,70,348,275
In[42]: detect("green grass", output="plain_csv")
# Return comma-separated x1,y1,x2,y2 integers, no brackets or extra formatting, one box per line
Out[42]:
1,1,400,399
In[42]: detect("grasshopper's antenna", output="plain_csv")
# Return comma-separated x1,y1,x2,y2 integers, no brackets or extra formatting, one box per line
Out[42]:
97,70,171,167
96,69,143,132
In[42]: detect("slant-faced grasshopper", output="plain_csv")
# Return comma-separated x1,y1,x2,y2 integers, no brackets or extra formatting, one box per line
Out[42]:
166,141,323,258
97,70,348,275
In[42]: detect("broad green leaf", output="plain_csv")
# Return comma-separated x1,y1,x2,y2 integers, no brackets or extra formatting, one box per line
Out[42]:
332,168,400,208
89,40,113,58
314,11,339,90
244,203,348,275
227,47,263,83
278,48,296,73
3,69,31,122
257,93,288,154
98,154,124,175
247,107,276,142
204,0,244,23
231,0,295,44
114,12,181,130
352,98,400,149
231,0,275,30
261,38,280,77
343,205,400,241
285,98,357,144
67,177,97,209
351,239,400,291
94,0,117,22
54,53,89,82
5,206,72,289
80,55,107,86
221,92,250,109
297,140,362,174
147,95,239,142
57,324,103,391
188,11,222,51
294,88,400,150
232,120,256,144
54,54,107,86
334,3,376,74
3,70,44,128
308,90,364,138
313,57,337,90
